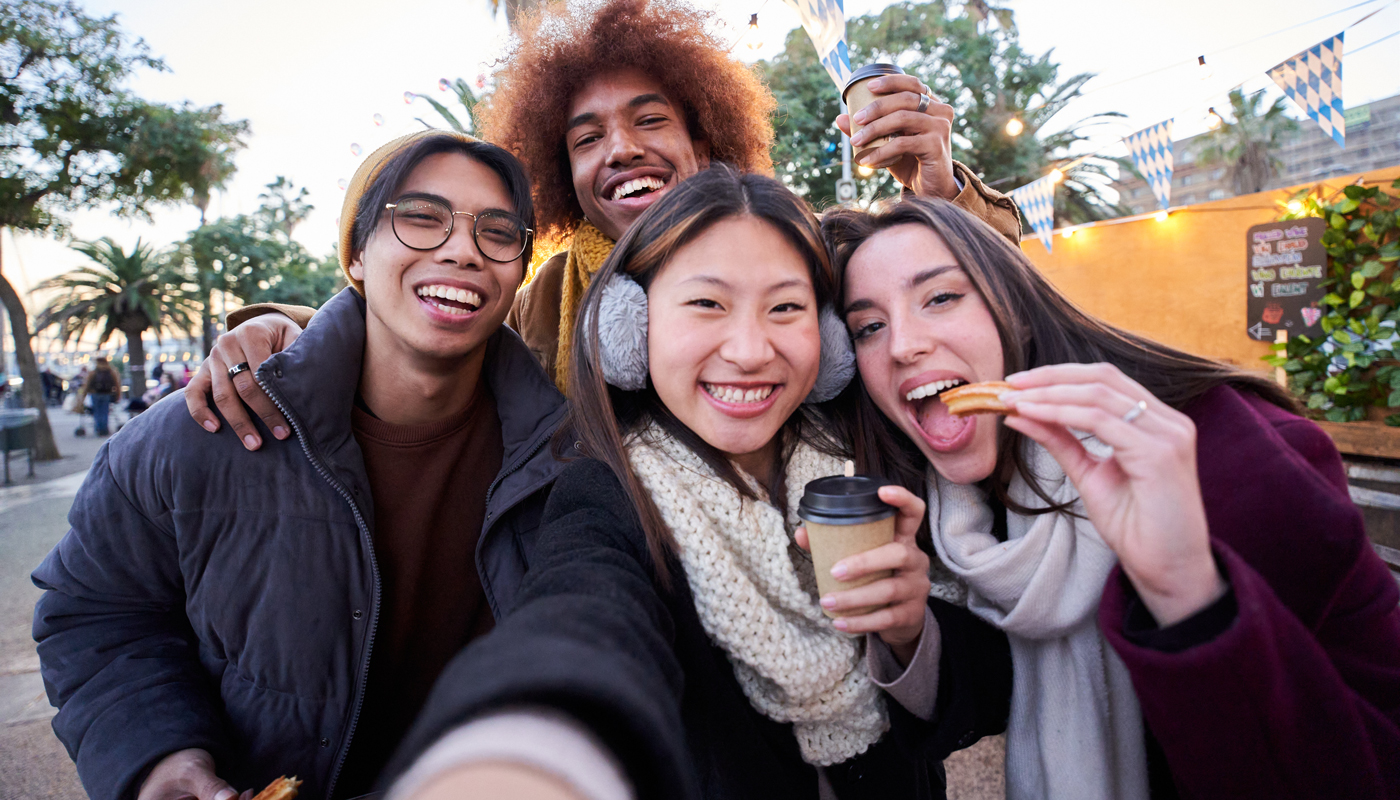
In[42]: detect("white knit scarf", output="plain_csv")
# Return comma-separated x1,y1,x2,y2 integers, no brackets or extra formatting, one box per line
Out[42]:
626,426,890,766
927,439,1148,800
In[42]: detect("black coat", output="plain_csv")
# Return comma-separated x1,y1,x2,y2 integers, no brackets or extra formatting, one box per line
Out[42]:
32,289,569,800
387,458,1012,800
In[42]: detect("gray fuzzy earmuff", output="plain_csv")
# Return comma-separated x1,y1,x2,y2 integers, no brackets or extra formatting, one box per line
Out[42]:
592,272,856,402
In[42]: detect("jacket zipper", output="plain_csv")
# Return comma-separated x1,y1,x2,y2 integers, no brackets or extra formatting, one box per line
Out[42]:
256,372,380,800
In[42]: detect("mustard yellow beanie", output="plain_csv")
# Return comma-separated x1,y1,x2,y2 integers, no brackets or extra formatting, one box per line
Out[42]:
338,129,479,294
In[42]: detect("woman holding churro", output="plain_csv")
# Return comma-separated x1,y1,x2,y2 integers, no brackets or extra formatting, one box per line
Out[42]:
825,198,1400,800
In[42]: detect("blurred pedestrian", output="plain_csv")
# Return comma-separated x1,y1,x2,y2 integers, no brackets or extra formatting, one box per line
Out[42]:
81,355,121,436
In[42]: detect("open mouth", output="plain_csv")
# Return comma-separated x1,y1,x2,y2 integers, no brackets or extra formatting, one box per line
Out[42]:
416,284,482,317
903,377,975,449
611,176,667,202
704,383,776,404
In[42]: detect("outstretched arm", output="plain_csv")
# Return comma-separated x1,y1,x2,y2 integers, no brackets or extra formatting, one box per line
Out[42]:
383,460,696,800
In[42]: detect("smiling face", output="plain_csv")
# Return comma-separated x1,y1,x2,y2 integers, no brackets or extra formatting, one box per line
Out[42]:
566,68,710,241
350,151,526,366
646,215,820,470
844,224,1005,485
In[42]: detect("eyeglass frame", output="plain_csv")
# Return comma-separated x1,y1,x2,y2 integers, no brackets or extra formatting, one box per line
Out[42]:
383,196,534,263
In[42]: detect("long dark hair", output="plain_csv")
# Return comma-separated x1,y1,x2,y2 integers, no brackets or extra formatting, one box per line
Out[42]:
560,164,846,586
823,197,1297,516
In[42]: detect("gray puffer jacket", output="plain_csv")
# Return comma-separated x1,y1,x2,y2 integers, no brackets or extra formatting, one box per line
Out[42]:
32,289,568,800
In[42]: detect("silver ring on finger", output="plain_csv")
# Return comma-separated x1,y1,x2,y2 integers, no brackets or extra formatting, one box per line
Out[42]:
1121,400,1147,424
227,362,251,380
916,93,931,114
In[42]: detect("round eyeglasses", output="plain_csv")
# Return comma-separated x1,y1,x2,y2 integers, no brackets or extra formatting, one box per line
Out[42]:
385,197,533,263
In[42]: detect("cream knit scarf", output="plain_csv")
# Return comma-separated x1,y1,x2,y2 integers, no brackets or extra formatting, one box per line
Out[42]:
927,439,1148,800
626,426,890,766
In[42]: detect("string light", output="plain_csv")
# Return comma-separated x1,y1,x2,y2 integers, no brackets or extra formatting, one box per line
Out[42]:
1287,200,1304,213
746,13,763,51
857,164,875,177
1197,55,1214,80
1155,210,1170,222
1061,228,1075,239
1005,118,1025,137
1049,168,1064,183
1205,107,1223,130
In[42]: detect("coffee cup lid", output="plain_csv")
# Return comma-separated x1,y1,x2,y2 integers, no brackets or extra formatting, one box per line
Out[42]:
799,475,896,525
842,63,906,104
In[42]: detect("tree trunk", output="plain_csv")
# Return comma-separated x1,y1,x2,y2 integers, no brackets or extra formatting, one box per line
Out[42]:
0,233,61,460
125,327,148,399
200,286,216,357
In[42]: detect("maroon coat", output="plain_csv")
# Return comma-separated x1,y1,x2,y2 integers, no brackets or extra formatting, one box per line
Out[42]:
1099,385,1400,799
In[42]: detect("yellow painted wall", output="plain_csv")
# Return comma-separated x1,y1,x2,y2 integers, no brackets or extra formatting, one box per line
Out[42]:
1020,165,1400,372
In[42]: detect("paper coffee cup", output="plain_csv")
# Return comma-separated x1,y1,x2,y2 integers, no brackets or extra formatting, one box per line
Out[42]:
842,63,906,165
799,474,897,618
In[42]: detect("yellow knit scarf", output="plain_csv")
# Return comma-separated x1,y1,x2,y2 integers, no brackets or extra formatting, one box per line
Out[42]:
555,220,617,393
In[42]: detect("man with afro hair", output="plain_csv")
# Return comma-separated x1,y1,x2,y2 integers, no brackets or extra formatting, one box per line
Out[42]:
493,0,1020,392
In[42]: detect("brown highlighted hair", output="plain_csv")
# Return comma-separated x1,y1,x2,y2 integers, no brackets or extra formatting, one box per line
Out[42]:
823,198,1297,515
562,165,845,586
482,0,776,241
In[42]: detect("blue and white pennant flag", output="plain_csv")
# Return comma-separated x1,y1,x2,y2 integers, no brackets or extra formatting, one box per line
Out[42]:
779,0,852,90
1268,33,1345,148
1010,176,1057,253
1123,119,1174,211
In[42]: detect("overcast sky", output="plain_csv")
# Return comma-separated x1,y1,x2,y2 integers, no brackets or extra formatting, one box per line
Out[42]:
5,0,1398,298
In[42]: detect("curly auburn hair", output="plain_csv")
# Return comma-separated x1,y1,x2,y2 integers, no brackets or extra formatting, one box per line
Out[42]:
481,0,776,240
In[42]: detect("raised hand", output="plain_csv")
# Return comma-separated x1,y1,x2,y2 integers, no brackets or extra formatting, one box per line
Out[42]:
1001,363,1227,626
796,484,930,664
834,73,957,201
185,313,302,451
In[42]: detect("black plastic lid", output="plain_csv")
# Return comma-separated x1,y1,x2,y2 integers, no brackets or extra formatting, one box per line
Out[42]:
842,63,906,104
798,475,896,525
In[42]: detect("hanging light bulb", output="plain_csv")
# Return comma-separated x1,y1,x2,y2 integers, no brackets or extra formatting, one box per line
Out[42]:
372,113,384,126
438,78,451,91
857,164,875,177
1205,107,1223,131
1287,200,1304,213
1061,228,1074,239
746,13,763,50
1004,118,1025,137
1197,55,1213,80
1155,210,1170,222
1049,168,1064,183
404,91,416,104
350,143,362,157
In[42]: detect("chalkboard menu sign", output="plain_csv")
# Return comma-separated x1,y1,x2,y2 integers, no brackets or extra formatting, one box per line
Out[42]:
1246,217,1327,341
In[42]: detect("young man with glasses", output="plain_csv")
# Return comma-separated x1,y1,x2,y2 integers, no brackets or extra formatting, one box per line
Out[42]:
32,131,568,800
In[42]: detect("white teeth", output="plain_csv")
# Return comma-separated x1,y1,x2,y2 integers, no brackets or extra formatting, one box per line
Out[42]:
416,285,482,310
611,176,666,201
905,378,967,402
703,383,775,404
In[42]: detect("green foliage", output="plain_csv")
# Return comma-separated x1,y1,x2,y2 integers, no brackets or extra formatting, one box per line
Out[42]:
33,237,194,343
756,1,1126,220
1197,88,1299,196
412,78,485,135
0,0,248,232
174,177,343,353
1263,180,1400,424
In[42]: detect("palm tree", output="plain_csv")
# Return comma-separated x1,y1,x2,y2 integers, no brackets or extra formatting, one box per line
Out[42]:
1199,88,1300,195
33,238,199,395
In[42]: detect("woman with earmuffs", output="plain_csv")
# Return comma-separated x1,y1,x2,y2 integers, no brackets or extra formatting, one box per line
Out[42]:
376,166,1012,800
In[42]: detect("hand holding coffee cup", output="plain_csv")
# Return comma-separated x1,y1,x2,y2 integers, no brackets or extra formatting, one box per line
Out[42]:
796,473,930,660
837,64,958,201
